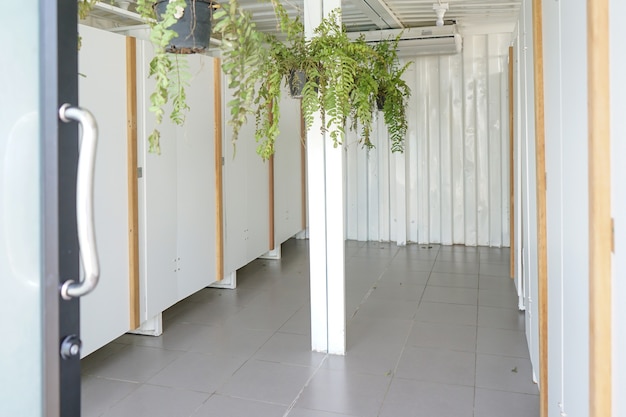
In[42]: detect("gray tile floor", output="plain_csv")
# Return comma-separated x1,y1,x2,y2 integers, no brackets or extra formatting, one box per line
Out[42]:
82,239,539,417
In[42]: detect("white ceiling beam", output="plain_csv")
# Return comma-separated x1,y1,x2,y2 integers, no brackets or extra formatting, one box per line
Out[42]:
347,0,404,29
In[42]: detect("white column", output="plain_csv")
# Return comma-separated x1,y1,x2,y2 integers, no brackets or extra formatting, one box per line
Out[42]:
304,0,345,355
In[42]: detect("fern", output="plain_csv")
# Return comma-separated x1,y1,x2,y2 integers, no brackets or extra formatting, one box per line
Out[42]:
137,0,193,154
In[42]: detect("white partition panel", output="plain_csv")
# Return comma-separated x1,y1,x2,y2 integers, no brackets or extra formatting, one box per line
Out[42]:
78,25,130,357
345,33,511,247
176,55,216,299
223,83,270,274
274,94,305,245
137,38,178,320
518,0,540,382
138,43,217,319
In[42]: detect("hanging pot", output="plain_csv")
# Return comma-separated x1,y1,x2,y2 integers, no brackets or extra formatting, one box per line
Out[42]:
288,70,307,99
376,93,385,111
154,0,213,54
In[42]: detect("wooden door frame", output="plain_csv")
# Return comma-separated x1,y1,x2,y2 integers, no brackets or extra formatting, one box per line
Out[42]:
531,1,549,416
126,36,140,329
509,46,515,279
587,1,612,416
214,58,225,281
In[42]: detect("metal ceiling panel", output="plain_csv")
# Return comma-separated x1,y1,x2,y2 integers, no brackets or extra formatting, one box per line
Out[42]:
82,0,521,37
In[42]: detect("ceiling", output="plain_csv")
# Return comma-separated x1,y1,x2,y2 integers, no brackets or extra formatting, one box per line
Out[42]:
91,0,522,34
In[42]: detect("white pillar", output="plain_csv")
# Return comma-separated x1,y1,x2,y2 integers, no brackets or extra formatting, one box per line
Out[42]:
304,0,346,355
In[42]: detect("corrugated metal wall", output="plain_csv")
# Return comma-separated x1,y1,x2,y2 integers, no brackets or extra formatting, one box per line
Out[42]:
345,33,512,247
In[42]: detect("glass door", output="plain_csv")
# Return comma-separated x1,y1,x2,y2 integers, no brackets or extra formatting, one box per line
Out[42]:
1,1,97,416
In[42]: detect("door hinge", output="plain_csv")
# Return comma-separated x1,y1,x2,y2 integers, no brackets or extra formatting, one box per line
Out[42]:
137,167,143,178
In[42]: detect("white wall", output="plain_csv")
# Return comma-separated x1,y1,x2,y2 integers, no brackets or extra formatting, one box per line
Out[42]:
611,0,626,414
345,33,512,247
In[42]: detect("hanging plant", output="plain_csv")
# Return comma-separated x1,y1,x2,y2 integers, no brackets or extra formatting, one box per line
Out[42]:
213,1,411,159
371,36,411,153
136,0,215,153
126,0,411,156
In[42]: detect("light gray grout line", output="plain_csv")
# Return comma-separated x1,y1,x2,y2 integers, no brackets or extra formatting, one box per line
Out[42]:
282,354,329,417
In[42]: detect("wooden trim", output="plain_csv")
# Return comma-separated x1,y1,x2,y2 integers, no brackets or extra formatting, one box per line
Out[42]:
509,46,515,279
300,101,307,230
531,1,549,416
269,153,275,250
125,36,140,329
588,0,612,416
214,58,224,281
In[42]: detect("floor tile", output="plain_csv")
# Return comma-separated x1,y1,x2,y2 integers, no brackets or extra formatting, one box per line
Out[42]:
475,354,539,394
388,258,435,273
415,302,478,326
439,245,477,253
477,328,531,358
478,288,519,309
147,351,246,393
436,251,479,263
190,394,287,417
421,286,478,305
428,272,479,288
222,304,299,332
354,297,419,320
474,388,539,417
83,345,182,383
346,317,413,348
367,280,425,301
379,378,474,417
480,263,511,277
395,346,476,386
82,375,138,417
379,268,431,285
406,321,477,352
479,276,517,291
116,322,213,352
100,384,209,417
82,342,129,374
217,359,315,405
174,300,243,327
478,306,525,331
432,260,480,275
479,250,510,264
393,249,439,262
280,306,310,335
186,325,274,358
295,369,391,417
323,340,404,376
82,239,535,417
288,408,360,417
253,332,326,367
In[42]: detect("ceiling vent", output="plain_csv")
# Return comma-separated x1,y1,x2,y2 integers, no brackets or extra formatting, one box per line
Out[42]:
352,25,462,57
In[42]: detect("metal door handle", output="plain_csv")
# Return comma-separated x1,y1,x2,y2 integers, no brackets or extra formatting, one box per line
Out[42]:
59,104,100,300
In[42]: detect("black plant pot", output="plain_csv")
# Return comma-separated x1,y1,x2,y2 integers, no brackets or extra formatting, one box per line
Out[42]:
288,70,307,99
376,93,385,111
154,0,213,54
